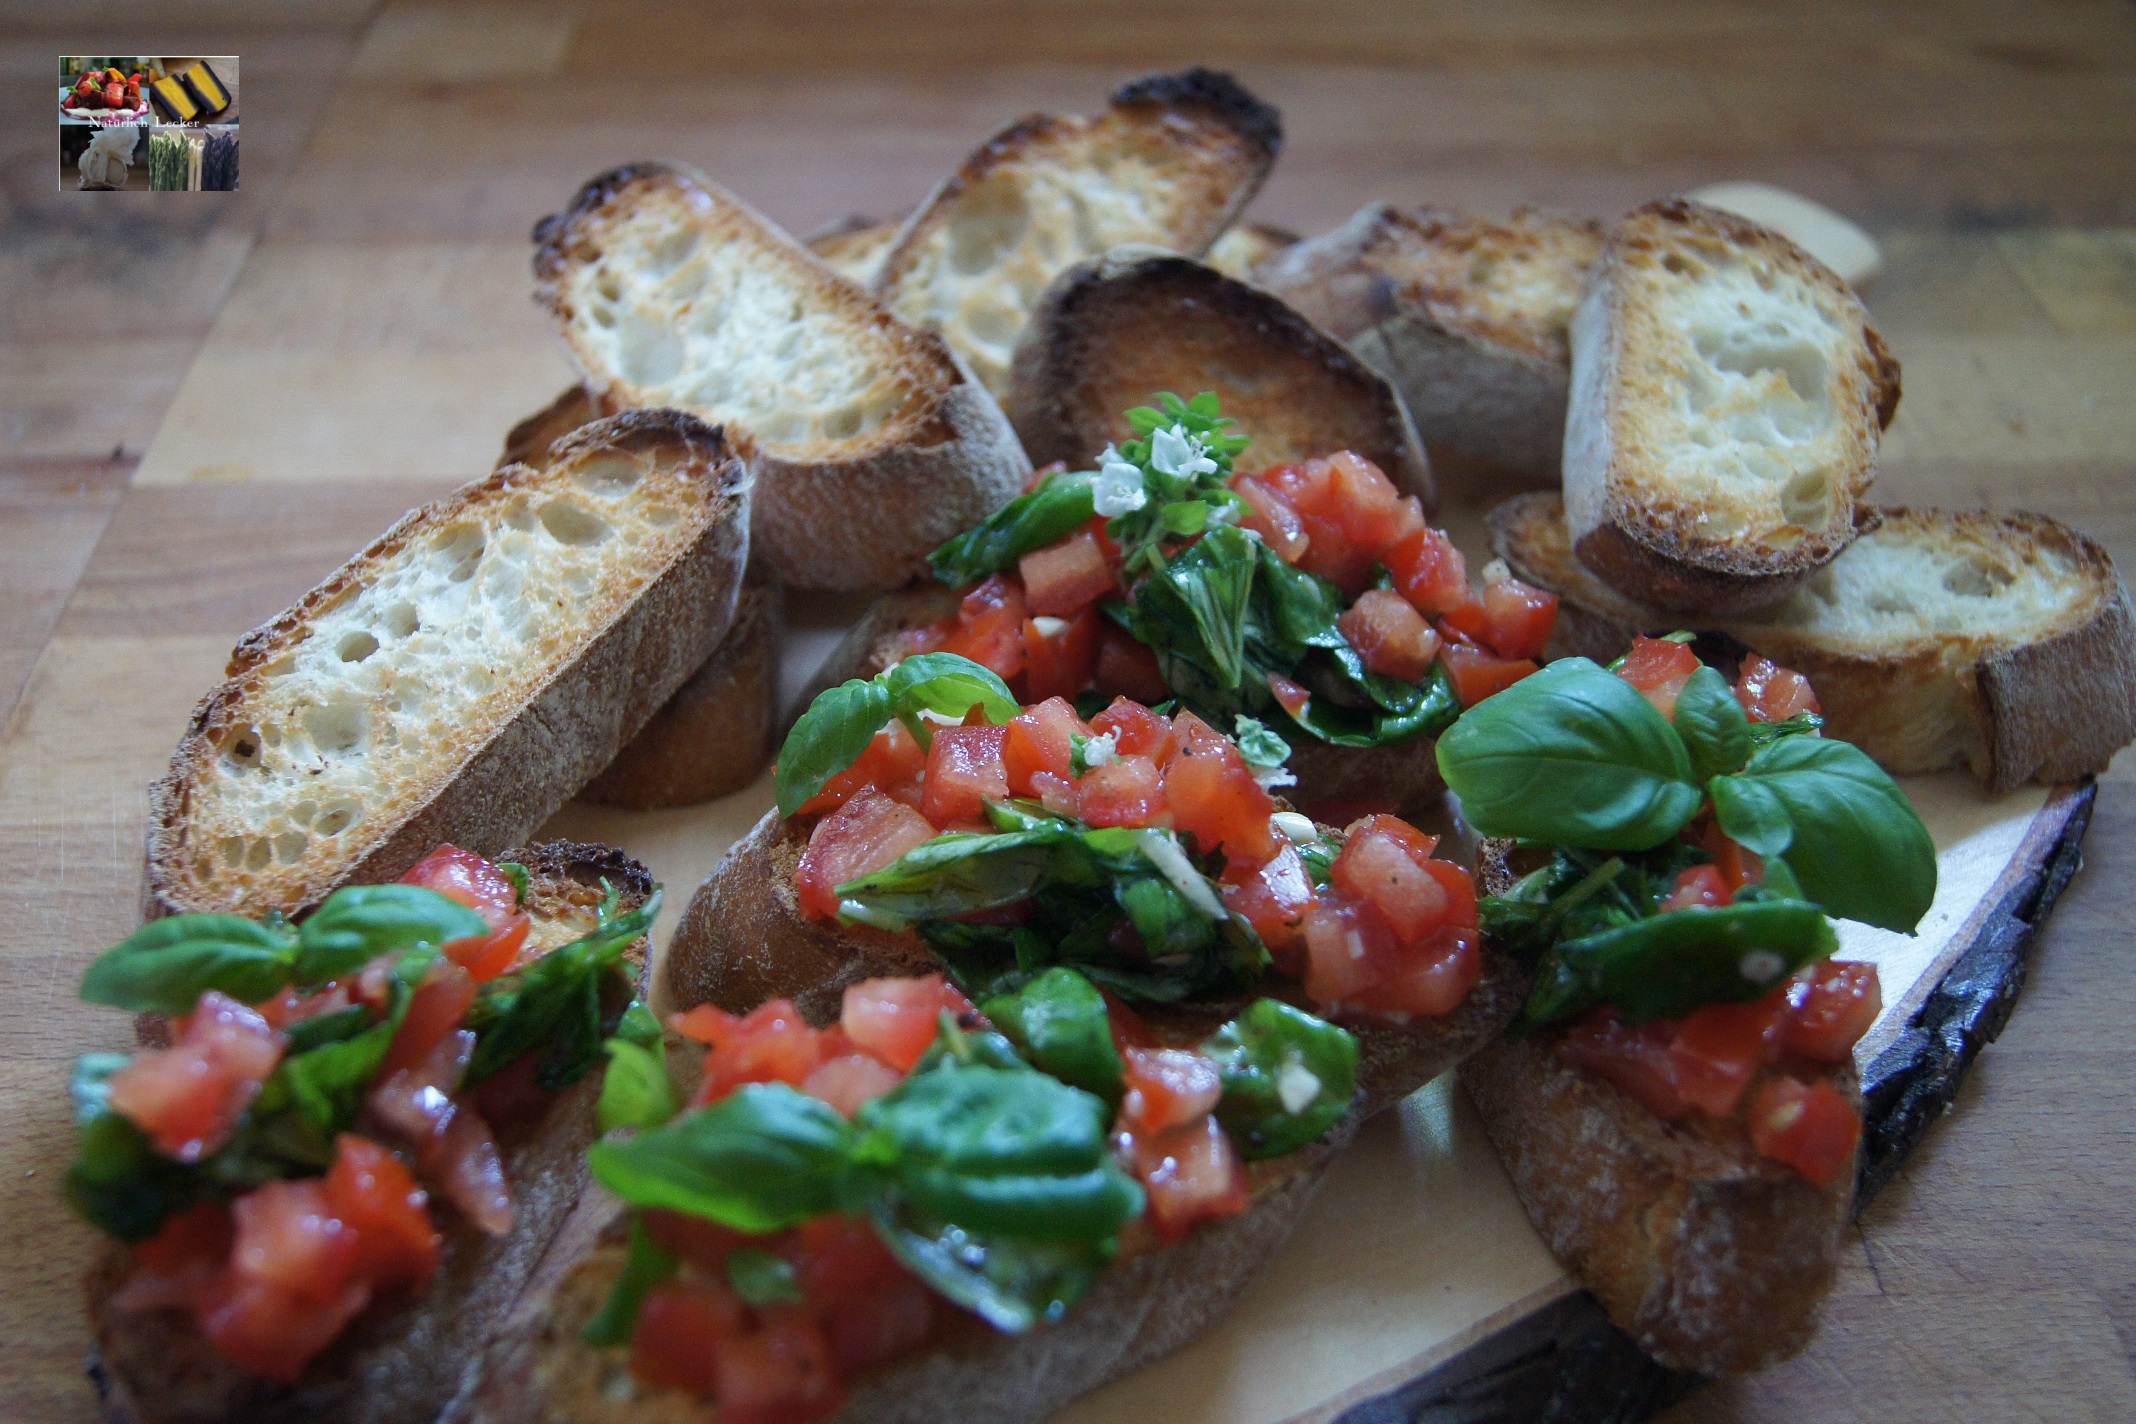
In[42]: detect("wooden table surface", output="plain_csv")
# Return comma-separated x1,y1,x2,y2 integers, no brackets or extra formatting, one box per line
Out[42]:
4,2,2134,1420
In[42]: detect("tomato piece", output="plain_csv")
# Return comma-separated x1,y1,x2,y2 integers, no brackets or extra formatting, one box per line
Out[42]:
801,1054,904,1117
1329,815,1454,944
324,1134,439,1296
632,1280,747,1397
796,722,928,818
681,999,829,1100
1076,754,1167,829
1321,452,1413,552
716,1315,847,1424
1383,525,1470,615
1019,530,1117,615
795,788,937,920
195,1269,370,1383
1440,644,1539,706
1338,589,1442,683
399,844,519,927
1659,863,1730,912
1219,842,1314,978
841,974,972,1072
1341,924,1481,1018
941,574,1028,680
1736,654,1821,723
1091,696,1169,757
444,912,530,983
919,724,1011,829
1615,637,1702,719
136,1200,234,1278
108,992,283,1162
1301,889,1404,1004
1002,696,1089,794
1231,474,1310,563
642,1209,752,1274
822,1272,935,1376
891,622,950,661
1558,1008,1691,1121
1131,1114,1251,1240
1747,1076,1861,1188
1265,671,1312,718
231,1178,357,1306
432,1103,514,1236
1668,990,1790,1117
1478,578,1559,660
377,960,478,1082
1162,728,1277,865
1701,821,1763,897
1022,606,1101,703
1783,961,1882,1063
1122,1046,1224,1134
1093,622,1170,703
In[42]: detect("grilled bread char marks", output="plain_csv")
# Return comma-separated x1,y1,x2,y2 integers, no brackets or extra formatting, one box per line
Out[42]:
809,212,1296,294
91,843,657,1424
1489,492,2136,791
534,162,1028,590
147,412,748,921
1004,246,1435,509
873,67,1283,395
1257,203,1604,486
1563,198,1901,616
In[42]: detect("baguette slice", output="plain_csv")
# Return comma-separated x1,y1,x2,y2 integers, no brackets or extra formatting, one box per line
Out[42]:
534,163,1029,589
146,410,748,920
577,582,785,809
1490,491,2136,791
1204,220,1297,281
1257,203,1604,488
803,213,902,288
1562,198,1901,615
90,841,658,1424
1004,246,1435,509
873,67,1282,394
498,384,600,472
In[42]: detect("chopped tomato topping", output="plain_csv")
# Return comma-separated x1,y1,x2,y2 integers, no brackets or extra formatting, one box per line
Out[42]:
1323,452,1418,550
1783,961,1881,1063
642,1209,753,1275
324,1133,439,1296
231,1177,357,1306
1232,473,1310,563
1019,530,1117,616
821,1274,935,1377
1440,644,1539,707
1478,578,1559,661
1002,697,1089,794
1615,637,1702,719
443,913,529,983
795,788,936,920
1667,990,1790,1117
1338,589,1442,683
1383,525,1469,615
1339,926,1480,1018
1022,606,1101,703
1219,842,1314,977
1747,1076,1860,1188
840,974,971,1072
715,1314,847,1424
632,1280,746,1396
1659,863,1730,912
1301,889,1404,1004
1736,654,1821,723
135,1200,234,1279
940,573,1028,681
890,623,949,661
107,991,284,1162
1558,1009,1692,1121
1091,695,1170,758
431,1106,514,1236
400,845,529,982
800,1054,904,1117
1121,1046,1224,1135
1076,755,1167,829
795,722,927,818
377,960,478,1082
1161,718,1277,865
1131,1114,1251,1240
1093,622,1169,703
1328,814,1447,943
195,1268,369,1383
1265,671,1312,717
1701,821,1763,896
679,999,827,1101
919,724,1010,829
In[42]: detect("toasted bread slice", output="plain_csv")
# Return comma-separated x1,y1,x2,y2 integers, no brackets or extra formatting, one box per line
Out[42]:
534,163,1029,589
1258,204,1604,488
499,385,601,472
146,411,748,921
872,68,1282,394
578,583,785,809
1205,220,1297,281
803,214,903,288
453,1108,1348,1424
1003,247,1435,508
1489,492,2136,791
90,842,658,1424
1562,198,1902,615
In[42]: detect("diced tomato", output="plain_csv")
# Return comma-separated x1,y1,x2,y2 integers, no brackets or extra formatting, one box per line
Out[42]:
1231,474,1310,563
1558,1008,1690,1121
919,724,1010,829
632,1280,746,1396
1265,671,1312,718
366,1025,471,1158
1093,623,1169,703
680,999,829,1101
324,1134,439,1296
795,788,937,920
1615,637,1702,719
1668,990,1790,1117
1702,821,1762,897
1478,578,1559,660
1440,644,1539,706
891,622,950,661
822,1273,935,1376
1329,815,1450,943
1121,1046,1225,1135
941,574,1029,681
1736,654,1821,723
1301,890,1404,1004
444,912,529,983
1436,589,1490,647
1101,990,1158,1052
135,1200,234,1279
643,1209,752,1274
1383,525,1470,615
1340,925,1481,1018
1077,754,1167,829
1783,961,1881,1063
108,992,284,1162
195,1269,370,1383
779,1215,899,1313
377,960,478,1082
1002,696,1089,794
1321,452,1416,551
1659,864,1730,912
715,1315,847,1424
1022,606,1101,703
1747,1076,1861,1188
841,974,972,1072
1162,725,1277,865
230,1178,357,1306
1130,1114,1251,1239
796,722,928,818
1219,843,1315,977
801,1055,903,1117
1019,530,1117,616
432,1104,514,1236
399,844,519,925
1338,589,1442,683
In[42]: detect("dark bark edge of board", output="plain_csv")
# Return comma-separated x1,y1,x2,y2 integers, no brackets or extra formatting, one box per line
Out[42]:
1326,778,2099,1424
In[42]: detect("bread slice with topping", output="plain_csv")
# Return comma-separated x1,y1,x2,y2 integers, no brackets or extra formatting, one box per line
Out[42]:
872,67,1282,394
146,411,748,920
1004,246,1433,507
1258,203,1604,488
1562,198,1901,615
1489,491,2136,791
534,163,1028,589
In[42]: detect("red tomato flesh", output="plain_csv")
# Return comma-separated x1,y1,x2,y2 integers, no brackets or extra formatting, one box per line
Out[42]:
1478,578,1559,660
1019,530,1116,616
1022,606,1101,703
1559,1009,1692,1121
715,1315,847,1424
1783,961,1881,1063
795,788,936,921
1328,815,1448,943
1339,925,1481,1018
1231,474,1310,563
1383,525,1469,615
1132,1114,1251,1240
108,992,284,1162
1219,843,1315,978
1736,653,1821,723
1747,1076,1860,1187
377,961,478,1081
941,574,1028,681
324,1133,439,1296
632,1280,746,1397
1076,755,1166,829
231,1178,357,1305
1659,863,1729,912
1301,890,1404,1004
1162,730,1277,865
802,1054,904,1117
1615,637,1702,719
399,845,519,925
1440,644,1539,707
840,974,972,1072
1121,1046,1225,1135
195,1269,370,1383
1093,623,1169,703
1091,696,1169,757
796,722,927,817
1667,990,1789,1117
680,998,829,1101
1002,697,1089,793
919,724,1010,829
1339,589,1442,683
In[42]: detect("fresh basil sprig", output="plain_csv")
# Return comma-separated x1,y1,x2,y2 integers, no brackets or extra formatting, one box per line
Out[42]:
776,653,1018,819
929,470,1100,586
1202,999,1359,1159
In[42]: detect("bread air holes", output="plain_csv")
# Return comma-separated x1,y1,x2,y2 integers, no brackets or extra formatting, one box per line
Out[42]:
273,831,308,865
382,602,419,638
1942,553,2013,599
570,452,642,498
220,725,266,771
302,695,368,756
1694,324,1830,405
948,185,1030,276
647,225,701,279
539,498,613,547
1780,469,1829,529
431,523,486,582
617,312,685,387
312,799,362,837
336,631,379,664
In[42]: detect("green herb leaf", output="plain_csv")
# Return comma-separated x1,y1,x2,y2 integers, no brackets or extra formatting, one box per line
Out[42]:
1669,666,1753,783
1435,658,1703,850
581,1215,679,1346
869,1199,1114,1333
1746,711,1826,747
775,676,894,819
80,914,297,1015
726,1247,806,1305
1128,524,1259,691
293,884,490,985
597,1036,679,1132
1201,999,1359,1158
1232,716,1291,772
65,1054,203,1241
497,861,531,908
614,999,663,1049
590,1082,861,1234
835,828,1090,931
929,471,1099,586
464,888,660,1087
980,968,1126,1106
882,653,1020,746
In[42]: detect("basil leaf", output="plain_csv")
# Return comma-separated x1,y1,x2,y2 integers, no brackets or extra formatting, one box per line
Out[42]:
883,653,1020,747
1201,999,1359,1159
1268,662,1459,749
1158,499,1211,536
598,1036,678,1132
281,1003,373,1054
929,471,1098,586
1436,658,1703,850
80,914,297,1014
980,968,1125,1106
65,1054,204,1241
1128,524,1258,691
835,828,1098,930
1746,710,1826,747
498,861,531,907
261,966,418,1147
581,1215,679,1346
775,676,894,819
1232,716,1291,772
293,884,490,985
465,888,661,1087
614,999,663,1049
1670,666,1753,783
726,1247,805,1305
868,1199,1114,1333
590,1083,861,1234
1710,737,1938,932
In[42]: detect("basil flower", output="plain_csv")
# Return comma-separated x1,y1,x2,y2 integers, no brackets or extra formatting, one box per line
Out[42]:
1092,444,1149,517
1149,424,1218,480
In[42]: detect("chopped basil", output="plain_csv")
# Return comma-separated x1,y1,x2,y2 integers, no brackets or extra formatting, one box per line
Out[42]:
596,1035,678,1133
462,884,662,1088
580,1215,679,1347
928,470,1101,587
980,968,1125,1106
291,884,491,985
1201,999,1359,1159
725,1248,805,1305
775,653,1018,818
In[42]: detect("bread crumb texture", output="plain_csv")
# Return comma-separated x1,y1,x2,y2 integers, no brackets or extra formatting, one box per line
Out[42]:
1382,209,1604,363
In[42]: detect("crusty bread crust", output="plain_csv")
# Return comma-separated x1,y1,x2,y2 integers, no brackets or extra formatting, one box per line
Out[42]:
1003,246,1435,510
803,214,902,287
1204,220,1298,281
498,385,600,472
1490,492,2136,791
1563,198,1901,615
146,412,749,920
534,163,1028,589
90,843,658,1424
